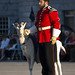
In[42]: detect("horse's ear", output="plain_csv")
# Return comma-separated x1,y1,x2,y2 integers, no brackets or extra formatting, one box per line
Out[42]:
23,22,27,28
12,23,19,30
12,23,16,28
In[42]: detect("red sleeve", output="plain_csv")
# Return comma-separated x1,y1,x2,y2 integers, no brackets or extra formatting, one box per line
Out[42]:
49,11,60,29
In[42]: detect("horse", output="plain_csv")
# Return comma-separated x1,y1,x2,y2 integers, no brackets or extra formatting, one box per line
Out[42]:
13,22,35,75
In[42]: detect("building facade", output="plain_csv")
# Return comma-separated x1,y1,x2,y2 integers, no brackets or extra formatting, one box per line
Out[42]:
0,0,75,35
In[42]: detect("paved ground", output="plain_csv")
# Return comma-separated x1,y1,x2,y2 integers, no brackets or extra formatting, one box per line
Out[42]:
0,61,75,75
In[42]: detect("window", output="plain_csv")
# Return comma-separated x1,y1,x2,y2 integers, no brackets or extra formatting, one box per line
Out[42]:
63,10,74,30
0,17,10,35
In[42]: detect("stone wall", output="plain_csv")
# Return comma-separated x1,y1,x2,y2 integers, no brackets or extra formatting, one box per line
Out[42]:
0,0,19,21
0,0,75,33
18,0,39,28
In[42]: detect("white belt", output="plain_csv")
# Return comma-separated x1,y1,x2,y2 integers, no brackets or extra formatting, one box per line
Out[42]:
38,26,52,31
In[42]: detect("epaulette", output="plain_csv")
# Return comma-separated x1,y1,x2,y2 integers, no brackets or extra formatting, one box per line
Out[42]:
48,6,57,13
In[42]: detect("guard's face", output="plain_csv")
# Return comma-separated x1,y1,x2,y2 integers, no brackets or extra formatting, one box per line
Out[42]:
39,0,45,9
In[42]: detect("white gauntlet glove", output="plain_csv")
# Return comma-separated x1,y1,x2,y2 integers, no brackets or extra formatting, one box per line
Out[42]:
24,29,30,36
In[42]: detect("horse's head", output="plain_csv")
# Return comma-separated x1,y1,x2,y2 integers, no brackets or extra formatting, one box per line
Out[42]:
13,22,27,44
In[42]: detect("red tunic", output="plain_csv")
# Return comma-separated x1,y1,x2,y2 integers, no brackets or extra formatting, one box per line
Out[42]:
35,7,60,43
